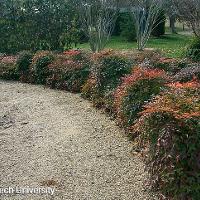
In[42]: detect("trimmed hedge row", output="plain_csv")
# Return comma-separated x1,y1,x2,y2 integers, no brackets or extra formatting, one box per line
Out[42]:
0,50,199,199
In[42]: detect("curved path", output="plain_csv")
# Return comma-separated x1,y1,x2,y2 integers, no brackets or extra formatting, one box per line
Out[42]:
0,81,156,200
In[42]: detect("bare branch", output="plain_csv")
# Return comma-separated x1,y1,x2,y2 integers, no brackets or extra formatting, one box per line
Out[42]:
173,0,200,37
75,0,119,52
129,0,164,50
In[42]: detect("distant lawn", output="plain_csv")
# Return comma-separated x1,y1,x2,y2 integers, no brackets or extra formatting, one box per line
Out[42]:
77,33,192,58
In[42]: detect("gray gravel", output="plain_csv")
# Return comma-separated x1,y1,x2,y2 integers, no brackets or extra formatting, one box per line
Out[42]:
0,81,156,200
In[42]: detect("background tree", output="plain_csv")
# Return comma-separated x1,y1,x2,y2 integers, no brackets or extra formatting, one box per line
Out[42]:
119,12,137,41
0,0,80,53
164,0,177,34
129,0,164,51
75,0,119,53
173,0,200,37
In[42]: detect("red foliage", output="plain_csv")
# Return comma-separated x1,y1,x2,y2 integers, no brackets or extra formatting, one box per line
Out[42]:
139,80,200,120
48,55,83,72
114,66,167,112
113,66,167,126
63,50,81,56
90,49,119,62
0,56,17,64
167,78,200,89
158,57,177,64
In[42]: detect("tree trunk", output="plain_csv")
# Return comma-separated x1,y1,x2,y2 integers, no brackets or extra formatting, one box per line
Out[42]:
169,16,177,34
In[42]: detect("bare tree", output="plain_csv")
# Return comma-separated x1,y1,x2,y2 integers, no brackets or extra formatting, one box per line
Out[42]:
129,0,164,51
75,0,119,52
173,0,200,37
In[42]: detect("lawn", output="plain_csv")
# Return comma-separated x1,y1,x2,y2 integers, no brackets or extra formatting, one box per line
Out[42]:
77,33,192,58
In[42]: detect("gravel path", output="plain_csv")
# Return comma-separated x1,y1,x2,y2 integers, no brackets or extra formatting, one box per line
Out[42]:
0,81,156,200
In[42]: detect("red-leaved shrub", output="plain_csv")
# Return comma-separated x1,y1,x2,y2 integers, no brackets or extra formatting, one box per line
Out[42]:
114,66,167,127
132,79,200,199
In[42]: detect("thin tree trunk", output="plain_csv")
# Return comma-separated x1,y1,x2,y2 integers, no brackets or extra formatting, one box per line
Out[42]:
169,16,177,34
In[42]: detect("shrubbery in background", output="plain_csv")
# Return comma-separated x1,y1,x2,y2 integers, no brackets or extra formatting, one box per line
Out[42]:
132,80,200,199
151,11,166,37
113,11,165,42
186,37,200,61
119,13,137,42
0,0,81,53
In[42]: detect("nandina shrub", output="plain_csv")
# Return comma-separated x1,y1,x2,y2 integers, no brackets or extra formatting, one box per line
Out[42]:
114,67,167,127
100,56,132,88
132,80,200,199
63,49,87,61
0,55,19,80
83,80,117,113
134,50,161,64
47,53,90,92
82,51,133,109
174,64,200,82
31,51,54,84
153,57,188,74
16,51,34,82
185,37,200,61
16,51,33,74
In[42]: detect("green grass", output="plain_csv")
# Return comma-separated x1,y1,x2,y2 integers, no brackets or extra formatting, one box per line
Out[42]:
77,33,192,58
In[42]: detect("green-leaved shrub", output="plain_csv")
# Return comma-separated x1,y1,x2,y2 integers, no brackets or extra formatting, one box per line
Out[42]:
16,51,33,74
32,51,54,84
119,13,137,42
186,37,200,61
82,51,133,110
16,51,33,82
151,11,166,37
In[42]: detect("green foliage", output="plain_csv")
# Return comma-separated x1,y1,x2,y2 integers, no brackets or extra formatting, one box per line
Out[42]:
119,13,136,42
0,0,80,53
0,68,19,80
32,51,54,84
16,51,33,74
185,37,200,61
100,56,132,90
123,79,164,126
46,66,90,92
46,51,91,92
63,67,90,92
82,52,133,108
59,16,81,50
113,12,136,42
152,11,166,37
